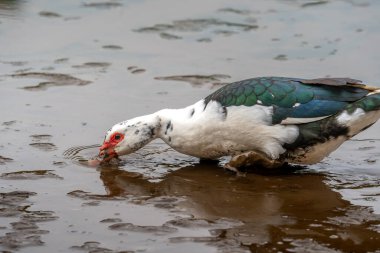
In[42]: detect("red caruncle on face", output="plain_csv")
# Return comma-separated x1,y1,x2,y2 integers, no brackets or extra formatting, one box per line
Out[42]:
99,132,125,162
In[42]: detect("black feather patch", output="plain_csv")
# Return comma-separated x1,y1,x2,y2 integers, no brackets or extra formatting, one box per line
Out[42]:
285,117,349,150
189,108,195,117
222,106,227,119
164,121,171,135
149,126,155,137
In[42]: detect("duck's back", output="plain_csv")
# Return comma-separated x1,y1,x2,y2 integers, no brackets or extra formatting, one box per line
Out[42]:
204,77,380,164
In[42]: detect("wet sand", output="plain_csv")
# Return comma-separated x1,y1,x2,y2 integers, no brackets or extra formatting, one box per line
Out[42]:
1,0,380,252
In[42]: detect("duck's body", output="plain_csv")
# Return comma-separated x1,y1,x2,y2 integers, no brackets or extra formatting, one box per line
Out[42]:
157,100,298,160
100,77,380,170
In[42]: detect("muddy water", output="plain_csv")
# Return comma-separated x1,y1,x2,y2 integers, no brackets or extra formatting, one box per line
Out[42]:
1,0,380,252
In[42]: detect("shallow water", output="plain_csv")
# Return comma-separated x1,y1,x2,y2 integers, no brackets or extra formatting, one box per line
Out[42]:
1,0,380,252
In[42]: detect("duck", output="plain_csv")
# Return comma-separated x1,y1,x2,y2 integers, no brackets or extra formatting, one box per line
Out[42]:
99,77,380,172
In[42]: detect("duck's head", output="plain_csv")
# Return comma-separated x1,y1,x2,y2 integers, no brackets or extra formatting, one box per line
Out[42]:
99,114,161,163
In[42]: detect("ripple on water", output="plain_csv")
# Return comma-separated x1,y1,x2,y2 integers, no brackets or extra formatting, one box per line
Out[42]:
2,120,17,126
72,62,111,69
38,11,62,18
54,58,69,64
102,45,123,50
63,144,101,166
155,74,231,87
67,189,125,200
0,155,13,164
0,170,62,180
82,2,123,9
71,241,134,253
300,1,329,8
108,222,178,234
63,141,198,179
119,142,198,179
127,65,146,74
218,8,251,15
10,72,91,91
29,142,57,151
134,17,258,41
30,134,52,141
143,196,183,209
29,134,57,151
0,191,57,250
169,236,220,243
100,218,123,223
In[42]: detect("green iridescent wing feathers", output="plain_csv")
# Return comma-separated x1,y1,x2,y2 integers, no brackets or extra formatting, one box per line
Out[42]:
205,77,373,124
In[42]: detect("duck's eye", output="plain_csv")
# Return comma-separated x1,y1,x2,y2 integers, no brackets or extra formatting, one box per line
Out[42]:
111,133,124,142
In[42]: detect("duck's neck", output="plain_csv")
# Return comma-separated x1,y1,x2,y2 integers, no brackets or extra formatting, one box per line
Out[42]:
126,102,201,153
136,99,221,157
155,100,205,140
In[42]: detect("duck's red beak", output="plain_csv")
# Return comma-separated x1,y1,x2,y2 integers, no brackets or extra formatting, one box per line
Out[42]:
99,142,118,163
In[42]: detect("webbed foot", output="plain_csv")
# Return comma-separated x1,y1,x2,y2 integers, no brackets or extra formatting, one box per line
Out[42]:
226,150,284,172
223,163,246,177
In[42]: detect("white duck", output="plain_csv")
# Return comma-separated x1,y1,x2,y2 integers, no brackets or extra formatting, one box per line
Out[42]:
99,77,380,171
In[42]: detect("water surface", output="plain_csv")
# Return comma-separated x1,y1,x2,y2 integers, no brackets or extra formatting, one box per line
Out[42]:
1,0,380,252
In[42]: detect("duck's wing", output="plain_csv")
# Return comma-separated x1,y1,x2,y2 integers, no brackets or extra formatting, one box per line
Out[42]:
300,77,362,86
204,77,373,125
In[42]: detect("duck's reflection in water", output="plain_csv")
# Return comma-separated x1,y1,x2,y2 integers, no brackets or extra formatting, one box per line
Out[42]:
96,163,380,252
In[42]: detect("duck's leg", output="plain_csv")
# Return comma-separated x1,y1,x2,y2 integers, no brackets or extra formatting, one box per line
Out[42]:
223,163,244,174
224,150,284,173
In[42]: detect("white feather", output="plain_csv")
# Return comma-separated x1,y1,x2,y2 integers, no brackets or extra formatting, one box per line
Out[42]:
280,116,329,125
157,100,299,159
367,89,380,96
336,108,365,126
